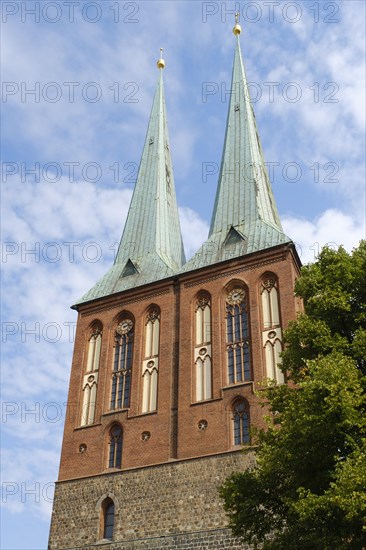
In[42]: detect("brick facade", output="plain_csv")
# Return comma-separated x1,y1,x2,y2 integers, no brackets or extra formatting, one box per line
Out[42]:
49,244,301,549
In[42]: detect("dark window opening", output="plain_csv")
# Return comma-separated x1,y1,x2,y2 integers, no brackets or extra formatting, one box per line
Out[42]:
108,425,122,469
103,499,115,540
233,399,250,445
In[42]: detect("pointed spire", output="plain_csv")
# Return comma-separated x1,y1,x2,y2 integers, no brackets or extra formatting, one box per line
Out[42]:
75,53,185,304
183,19,290,272
115,57,185,272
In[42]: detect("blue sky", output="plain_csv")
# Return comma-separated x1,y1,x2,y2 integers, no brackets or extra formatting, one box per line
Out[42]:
1,1,365,548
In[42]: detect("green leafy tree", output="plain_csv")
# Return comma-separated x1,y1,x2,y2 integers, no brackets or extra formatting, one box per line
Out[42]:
220,242,366,549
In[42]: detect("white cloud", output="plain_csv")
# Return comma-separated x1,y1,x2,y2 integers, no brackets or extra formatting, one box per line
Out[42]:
283,208,365,264
179,206,209,260
1,448,58,520
1,175,210,406
0,172,210,537
1,3,365,547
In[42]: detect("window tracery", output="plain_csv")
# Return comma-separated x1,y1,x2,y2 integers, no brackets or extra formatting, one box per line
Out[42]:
260,275,284,383
142,308,160,413
226,286,251,384
108,425,122,469
232,399,250,445
80,323,102,426
194,293,212,401
110,318,133,410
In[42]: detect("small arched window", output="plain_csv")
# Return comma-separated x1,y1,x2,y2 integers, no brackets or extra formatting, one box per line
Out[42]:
194,293,212,401
102,498,115,540
110,318,134,410
108,425,122,469
142,307,160,413
226,286,251,384
232,399,250,445
80,323,102,426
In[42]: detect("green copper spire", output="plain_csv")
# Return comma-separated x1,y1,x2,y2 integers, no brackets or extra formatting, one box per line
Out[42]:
75,54,185,305
183,23,290,272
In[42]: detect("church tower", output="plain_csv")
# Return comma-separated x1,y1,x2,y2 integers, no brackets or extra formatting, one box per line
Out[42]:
49,21,301,550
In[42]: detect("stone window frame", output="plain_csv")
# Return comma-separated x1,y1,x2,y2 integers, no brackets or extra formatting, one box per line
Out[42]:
259,272,281,330
141,304,161,413
259,272,285,384
193,290,212,402
110,312,135,411
231,396,250,446
224,280,252,385
107,423,123,469
80,320,103,427
96,492,118,543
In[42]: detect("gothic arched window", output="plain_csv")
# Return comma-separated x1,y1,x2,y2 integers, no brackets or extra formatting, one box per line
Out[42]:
110,318,134,410
142,307,160,413
102,497,115,540
260,275,284,384
226,286,251,384
194,293,212,401
232,398,250,445
108,425,122,469
261,275,280,329
80,323,102,426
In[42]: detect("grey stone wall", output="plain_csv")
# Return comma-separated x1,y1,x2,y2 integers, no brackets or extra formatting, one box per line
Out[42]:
49,451,255,549
53,528,249,549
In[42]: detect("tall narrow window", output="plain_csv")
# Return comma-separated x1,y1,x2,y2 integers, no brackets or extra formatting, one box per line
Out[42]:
80,324,102,426
108,425,122,468
226,287,251,384
194,293,212,401
110,319,133,410
102,498,115,540
232,399,250,445
142,308,160,413
261,276,284,384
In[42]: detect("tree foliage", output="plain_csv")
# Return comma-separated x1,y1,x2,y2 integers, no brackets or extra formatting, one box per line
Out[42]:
220,242,366,549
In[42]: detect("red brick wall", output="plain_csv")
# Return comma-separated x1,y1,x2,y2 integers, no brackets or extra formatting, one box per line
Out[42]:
58,244,301,481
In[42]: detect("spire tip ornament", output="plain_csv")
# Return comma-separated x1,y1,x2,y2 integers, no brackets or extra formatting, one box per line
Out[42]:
157,47,165,69
233,13,242,35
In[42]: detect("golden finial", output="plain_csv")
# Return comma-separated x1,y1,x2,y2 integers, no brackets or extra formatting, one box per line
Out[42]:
157,47,165,69
233,12,242,35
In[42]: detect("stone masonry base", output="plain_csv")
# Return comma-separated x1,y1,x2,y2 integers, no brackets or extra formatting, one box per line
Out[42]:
48,450,255,549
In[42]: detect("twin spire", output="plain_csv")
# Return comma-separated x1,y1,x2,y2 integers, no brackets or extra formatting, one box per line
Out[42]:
184,17,290,272
114,47,185,277
76,19,290,305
